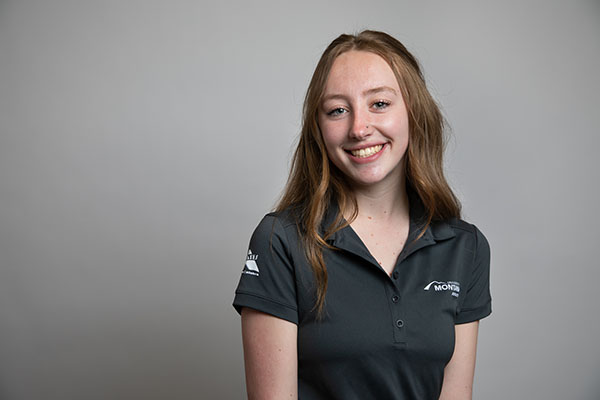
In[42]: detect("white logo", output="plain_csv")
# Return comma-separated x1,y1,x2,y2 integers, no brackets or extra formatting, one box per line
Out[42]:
242,249,259,276
424,280,460,297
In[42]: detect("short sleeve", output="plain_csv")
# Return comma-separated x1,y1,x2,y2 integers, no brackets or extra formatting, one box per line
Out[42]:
232,214,298,325
455,225,492,324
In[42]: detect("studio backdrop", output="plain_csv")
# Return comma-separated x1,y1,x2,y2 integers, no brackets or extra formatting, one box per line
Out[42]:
0,0,599,399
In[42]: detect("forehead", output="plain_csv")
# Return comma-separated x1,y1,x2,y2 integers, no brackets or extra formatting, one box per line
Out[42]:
323,50,399,94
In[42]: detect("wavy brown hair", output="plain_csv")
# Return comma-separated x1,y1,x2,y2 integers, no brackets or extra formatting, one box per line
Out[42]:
275,30,461,318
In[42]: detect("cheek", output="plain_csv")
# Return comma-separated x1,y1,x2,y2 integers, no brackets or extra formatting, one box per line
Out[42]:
379,113,409,144
319,121,345,152
322,136,344,168
319,127,348,171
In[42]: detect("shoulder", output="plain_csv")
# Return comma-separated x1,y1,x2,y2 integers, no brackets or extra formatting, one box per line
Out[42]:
446,217,488,239
445,217,490,257
445,218,491,273
263,204,305,233
251,207,302,247
265,207,300,230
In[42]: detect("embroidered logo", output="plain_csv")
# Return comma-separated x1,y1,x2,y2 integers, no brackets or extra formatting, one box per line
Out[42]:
424,280,460,298
242,249,259,276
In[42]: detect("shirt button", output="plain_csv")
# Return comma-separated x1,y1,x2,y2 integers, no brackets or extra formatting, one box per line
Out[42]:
396,319,404,328
391,295,399,303
392,271,399,279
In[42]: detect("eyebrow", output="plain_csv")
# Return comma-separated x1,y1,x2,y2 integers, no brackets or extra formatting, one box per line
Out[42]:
322,86,398,102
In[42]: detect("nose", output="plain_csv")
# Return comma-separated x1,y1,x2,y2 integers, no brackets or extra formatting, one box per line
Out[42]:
349,109,371,140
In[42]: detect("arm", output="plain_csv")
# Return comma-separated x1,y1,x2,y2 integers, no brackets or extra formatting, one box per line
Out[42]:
439,321,480,400
241,307,298,400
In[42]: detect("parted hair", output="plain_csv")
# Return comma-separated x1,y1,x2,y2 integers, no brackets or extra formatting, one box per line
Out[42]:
275,30,461,318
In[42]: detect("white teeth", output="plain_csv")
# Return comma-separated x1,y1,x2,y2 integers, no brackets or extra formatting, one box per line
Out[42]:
350,144,383,158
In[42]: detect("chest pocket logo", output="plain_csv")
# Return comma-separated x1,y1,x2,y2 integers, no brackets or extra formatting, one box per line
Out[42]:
424,281,460,298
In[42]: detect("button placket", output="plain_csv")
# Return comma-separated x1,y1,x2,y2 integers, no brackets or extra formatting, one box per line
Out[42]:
385,284,406,343
392,306,406,342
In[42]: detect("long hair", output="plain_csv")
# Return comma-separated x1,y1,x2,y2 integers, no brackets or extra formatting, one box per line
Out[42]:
275,30,461,318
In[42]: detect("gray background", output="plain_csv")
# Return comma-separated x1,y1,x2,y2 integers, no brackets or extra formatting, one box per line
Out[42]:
1,0,599,399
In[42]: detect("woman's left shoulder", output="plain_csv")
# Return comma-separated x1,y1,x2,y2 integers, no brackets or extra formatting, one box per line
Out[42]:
442,217,491,253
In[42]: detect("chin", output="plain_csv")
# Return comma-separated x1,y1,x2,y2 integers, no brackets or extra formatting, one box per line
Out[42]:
348,167,404,188
349,175,388,187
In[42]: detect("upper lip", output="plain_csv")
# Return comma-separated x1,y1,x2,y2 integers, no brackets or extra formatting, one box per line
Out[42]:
344,143,386,152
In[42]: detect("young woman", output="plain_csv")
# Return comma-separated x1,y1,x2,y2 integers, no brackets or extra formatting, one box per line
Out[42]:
233,30,492,399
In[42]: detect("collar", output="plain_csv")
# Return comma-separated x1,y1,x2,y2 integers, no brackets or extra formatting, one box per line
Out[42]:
322,186,456,247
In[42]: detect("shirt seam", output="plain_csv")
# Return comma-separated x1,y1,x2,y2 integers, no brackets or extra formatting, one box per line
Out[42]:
234,290,298,311
471,223,478,274
274,215,300,311
448,224,474,233
266,211,297,230
274,215,294,263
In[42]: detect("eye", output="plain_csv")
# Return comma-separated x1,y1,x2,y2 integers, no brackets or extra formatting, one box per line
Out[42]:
372,100,390,110
326,107,347,117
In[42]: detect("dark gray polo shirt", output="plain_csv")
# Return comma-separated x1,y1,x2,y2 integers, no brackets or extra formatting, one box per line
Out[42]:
233,188,492,399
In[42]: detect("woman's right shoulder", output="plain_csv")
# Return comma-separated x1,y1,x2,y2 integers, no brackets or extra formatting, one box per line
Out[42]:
251,206,302,243
257,205,302,231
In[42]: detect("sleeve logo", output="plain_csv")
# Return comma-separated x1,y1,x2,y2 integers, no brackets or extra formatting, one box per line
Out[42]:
424,280,460,297
242,249,260,276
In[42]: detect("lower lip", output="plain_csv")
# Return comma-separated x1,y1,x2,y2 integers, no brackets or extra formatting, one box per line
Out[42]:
347,144,386,164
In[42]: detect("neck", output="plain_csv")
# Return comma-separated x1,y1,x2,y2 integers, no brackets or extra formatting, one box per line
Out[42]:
344,172,410,222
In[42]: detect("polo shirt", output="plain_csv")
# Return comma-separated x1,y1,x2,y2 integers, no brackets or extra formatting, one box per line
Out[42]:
232,187,492,399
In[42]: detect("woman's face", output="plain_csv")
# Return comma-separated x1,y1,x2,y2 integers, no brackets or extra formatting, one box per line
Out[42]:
318,50,409,190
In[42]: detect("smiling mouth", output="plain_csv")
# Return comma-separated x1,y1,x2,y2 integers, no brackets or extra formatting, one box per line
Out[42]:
347,144,384,158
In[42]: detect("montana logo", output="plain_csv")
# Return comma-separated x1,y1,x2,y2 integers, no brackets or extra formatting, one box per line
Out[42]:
242,249,259,276
424,280,460,297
